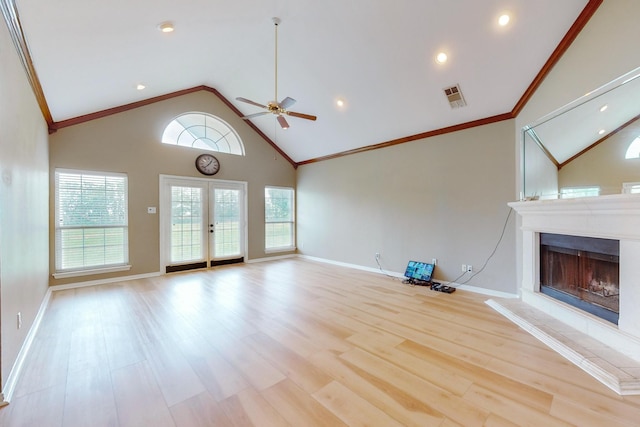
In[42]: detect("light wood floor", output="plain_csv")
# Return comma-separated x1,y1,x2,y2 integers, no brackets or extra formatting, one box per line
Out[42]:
2,258,640,426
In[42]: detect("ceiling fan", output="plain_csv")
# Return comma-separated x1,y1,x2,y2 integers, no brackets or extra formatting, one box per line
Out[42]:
236,17,317,130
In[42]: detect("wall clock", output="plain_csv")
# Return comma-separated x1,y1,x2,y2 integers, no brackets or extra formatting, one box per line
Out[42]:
195,154,220,176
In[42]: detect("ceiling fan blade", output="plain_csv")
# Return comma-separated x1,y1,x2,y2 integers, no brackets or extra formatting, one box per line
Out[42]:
286,111,317,121
236,97,267,109
277,115,290,129
242,112,270,119
279,96,296,109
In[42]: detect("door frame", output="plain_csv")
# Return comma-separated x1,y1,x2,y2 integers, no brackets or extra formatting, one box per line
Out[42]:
159,174,248,273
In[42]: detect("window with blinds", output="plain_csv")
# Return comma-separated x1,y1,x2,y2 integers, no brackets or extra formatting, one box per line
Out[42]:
265,186,295,251
55,170,129,275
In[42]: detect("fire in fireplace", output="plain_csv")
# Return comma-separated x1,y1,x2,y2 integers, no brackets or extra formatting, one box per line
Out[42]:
540,233,619,324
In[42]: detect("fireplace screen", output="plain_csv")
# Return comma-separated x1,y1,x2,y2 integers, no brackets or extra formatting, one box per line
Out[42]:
540,233,619,323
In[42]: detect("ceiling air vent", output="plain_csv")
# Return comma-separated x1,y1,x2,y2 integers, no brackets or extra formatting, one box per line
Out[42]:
444,84,466,109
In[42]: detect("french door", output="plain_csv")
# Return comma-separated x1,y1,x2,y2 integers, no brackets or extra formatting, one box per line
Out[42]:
160,176,246,273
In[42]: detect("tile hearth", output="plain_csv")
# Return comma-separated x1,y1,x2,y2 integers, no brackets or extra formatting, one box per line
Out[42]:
487,298,640,395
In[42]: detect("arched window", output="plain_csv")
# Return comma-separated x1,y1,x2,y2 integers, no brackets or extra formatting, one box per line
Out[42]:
162,112,245,155
625,136,640,159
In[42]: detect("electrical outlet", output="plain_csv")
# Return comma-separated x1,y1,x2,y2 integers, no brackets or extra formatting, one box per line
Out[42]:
461,264,467,272
375,252,380,260
431,258,437,266
17,312,22,329
467,264,473,273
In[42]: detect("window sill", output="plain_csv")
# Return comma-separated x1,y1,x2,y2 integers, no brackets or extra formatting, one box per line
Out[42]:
53,264,132,279
265,246,296,254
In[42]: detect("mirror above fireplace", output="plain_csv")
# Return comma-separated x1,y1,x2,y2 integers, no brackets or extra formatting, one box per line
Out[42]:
522,66,640,200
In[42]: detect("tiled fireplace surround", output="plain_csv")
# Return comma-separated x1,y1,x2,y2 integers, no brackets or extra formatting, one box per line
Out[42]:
499,195,640,394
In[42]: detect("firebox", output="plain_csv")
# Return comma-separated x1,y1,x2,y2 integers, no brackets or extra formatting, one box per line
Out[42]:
540,233,619,324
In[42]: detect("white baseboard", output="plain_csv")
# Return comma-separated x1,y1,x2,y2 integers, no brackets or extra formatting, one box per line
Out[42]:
452,283,519,299
1,287,53,403
50,271,162,292
298,255,405,278
298,255,518,298
246,254,297,263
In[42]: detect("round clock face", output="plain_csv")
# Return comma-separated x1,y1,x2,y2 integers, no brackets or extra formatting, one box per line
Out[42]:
195,154,220,176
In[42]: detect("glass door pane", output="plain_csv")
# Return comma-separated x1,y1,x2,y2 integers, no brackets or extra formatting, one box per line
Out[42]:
170,185,205,263
211,187,242,259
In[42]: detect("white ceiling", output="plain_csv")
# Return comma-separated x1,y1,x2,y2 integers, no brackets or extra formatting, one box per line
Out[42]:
16,0,590,163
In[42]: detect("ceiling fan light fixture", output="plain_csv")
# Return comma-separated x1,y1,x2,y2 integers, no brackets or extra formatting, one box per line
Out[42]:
157,21,174,33
277,115,289,129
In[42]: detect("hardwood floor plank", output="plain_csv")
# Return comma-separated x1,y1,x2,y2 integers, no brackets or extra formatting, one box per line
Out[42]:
63,367,119,427
346,332,474,396
397,339,555,413
482,356,640,421
243,331,333,394
169,391,235,427
180,338,251,402
142,337,207,407
209,329,287,391
312,380,405,426
309,350,445,427
261,379,347,427
0,384,65,427
224,387,290,427
549,395,639,427
111,361,176,427
67,323,109,375
256,317,323,359
462,383,573,427
13,333,70,398
340,347,491,426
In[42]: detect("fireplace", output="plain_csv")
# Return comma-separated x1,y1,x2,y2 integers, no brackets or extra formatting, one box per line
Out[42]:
539,233,619,324
508,195,640,366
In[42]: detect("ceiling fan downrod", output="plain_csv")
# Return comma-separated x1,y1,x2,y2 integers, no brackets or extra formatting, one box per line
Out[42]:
273,17,280,104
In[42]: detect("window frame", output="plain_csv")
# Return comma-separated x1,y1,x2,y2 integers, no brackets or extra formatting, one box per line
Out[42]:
622,182,640,194
264,186,296,253
559,186,600,199
161,112,245,156
53,169,131,278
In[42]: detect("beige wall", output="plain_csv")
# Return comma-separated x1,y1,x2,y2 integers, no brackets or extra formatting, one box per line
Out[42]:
297,119,517,294
0,20,50,391
49,91,296,286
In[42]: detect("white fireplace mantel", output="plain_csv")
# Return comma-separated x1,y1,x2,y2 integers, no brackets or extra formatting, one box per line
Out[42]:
509,194,640,363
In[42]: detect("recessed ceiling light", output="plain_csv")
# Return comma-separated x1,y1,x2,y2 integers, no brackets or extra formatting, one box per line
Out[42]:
599,129,606,135
336,99,345,107
136,84,146,90
498,14,510,26
435,52,448,64
600,104,608,112
158,21,174,33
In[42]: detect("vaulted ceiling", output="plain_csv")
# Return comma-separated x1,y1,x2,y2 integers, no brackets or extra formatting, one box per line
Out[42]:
5,0,599,165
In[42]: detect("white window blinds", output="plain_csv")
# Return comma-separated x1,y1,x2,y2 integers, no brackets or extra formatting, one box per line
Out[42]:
265,187,295,250
55,170,129,273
